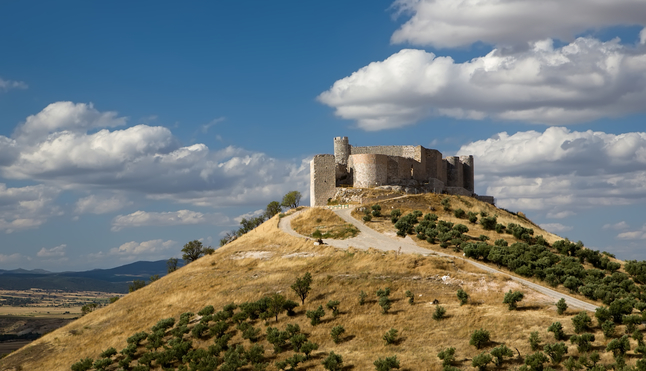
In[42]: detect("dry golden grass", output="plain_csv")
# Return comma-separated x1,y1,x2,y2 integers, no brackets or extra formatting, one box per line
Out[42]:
0,206,632,371
291,208,359,239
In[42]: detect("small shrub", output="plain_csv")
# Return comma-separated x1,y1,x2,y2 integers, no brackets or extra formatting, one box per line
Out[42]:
326,300,340,316
383,328,398,345
374,356,400,371
602,320,616,339
606,335,631,358
479,234,489,241
454,208,466,218
472,351,492,371
432,305,446,320
330,325,345,344
442,197,451,211
306,305,325,325
571,312,592,333
363,214,372,222
548,322,566,341
490,344,514,367
457,289,469,305
405,290,414,305
378,295,392,314
563,356,582,371
301,341,319,359
570,333,595,353
390,209,401,223
312,229,322,239
71,358,94,371
198,305,215,316
322,352,343,371
470,328,491,349
437,347,456,367
481,216,497,230
523,352,549,371
371,204,382,217
359,290,367,305
556,298,567,315
544,342,568,365
291,272,312,305
99,347,117,359
468,212,478,224
529,331,542,351
503,290,524,310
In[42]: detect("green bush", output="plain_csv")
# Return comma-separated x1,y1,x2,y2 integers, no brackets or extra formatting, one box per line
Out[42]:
378,295,392,314
437,347,456,367
326,300,340,316
571,312,592,333
454,208,466,218
359,290,367,305
457,289,469,305
390,209,401,223
548,322,566,341
544,342,568,365
71,358,94,371
266,327,289,354
490,344,514,367
331,325,345,344
602,320,616,339
374,356,400,371
607,335,631,359
99,347,117,359
441,197,451,211
529,331,542,351
523,352,549,371
480,216,497,230
291,272,312,305
467,212,478,224
432,305,446,321
623,314,642,334
470,328,490,349
312,229,322,238
556,298,567,315
503,290,524,310
322,351,343,371
363,214,373,222
371,204,382,217
306,305,325,325
405,290,414,305
472,352,492,371
595,306,611,325
563,356,582,371
300,341,319,359
569,333,595,353
383,328,398,345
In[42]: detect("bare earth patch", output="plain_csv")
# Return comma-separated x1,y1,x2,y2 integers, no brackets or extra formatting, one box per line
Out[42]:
229,251,273,260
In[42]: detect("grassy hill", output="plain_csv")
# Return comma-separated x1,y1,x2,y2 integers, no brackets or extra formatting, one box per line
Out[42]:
0,195,642,371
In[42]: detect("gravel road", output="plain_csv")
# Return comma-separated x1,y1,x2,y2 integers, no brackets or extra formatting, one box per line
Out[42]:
279,208,598,311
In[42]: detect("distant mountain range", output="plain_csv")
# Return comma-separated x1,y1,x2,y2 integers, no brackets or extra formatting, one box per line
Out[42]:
0,260,184,293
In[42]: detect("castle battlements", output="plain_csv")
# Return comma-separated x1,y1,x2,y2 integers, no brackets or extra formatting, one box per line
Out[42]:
310,137,494,206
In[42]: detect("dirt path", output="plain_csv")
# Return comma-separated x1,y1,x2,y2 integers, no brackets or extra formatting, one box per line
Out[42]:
280,208,598,312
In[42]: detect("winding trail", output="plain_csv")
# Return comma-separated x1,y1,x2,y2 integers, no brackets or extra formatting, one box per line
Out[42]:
280,208,598,312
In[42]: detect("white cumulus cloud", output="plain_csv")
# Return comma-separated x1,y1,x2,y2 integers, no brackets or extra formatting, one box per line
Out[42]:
75,194,133,215
456,127,646,217
319,39,646,130
539,223,573,233
111,210,229,231
0,253,24,263
0,183,60,233
603,221,630,230
109,239,177,256
37,244,66,258
391,0,646,48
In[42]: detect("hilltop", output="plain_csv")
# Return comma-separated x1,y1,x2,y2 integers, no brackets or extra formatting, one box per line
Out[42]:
1,194,643,371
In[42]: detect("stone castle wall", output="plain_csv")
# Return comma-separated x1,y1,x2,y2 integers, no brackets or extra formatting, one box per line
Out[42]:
310,154,336,207
310,137,491,206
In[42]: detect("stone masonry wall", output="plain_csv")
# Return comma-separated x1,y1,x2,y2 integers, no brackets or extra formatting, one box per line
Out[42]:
351,154,388,188
310,154,336,206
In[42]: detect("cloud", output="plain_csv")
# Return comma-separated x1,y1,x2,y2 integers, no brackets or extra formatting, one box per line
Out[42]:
201,117,225,133
603,221,629,230
539,223,573,233
456,127,646,216
75,194,133,214
0,253,23,263
617,229,646,240
109,239,177,256
641,28,646,45
546,211,575,219
12,101,126,144
0,102,309,209
234,209,265,223
111,210,229,231
0,77,27,92
37,244,66,258
319,38,646,130
391,0,646,48
0,183,61,233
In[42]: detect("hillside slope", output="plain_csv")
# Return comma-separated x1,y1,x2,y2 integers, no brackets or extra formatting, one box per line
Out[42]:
0,200,634,371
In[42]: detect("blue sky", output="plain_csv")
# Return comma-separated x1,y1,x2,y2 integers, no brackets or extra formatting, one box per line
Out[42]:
1,1,646,271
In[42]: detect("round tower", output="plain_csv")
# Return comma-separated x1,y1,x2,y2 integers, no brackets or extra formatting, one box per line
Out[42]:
333,136,350,166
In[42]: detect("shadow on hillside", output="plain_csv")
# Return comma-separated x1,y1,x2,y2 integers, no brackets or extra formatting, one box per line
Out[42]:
517,305,544,311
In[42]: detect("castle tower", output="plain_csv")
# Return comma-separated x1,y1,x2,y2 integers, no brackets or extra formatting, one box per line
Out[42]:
333,136,350,166
460,155,474,193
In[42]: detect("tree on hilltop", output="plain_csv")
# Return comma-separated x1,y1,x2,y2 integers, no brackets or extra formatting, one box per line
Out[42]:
266,201,282,218
167,257,178,273
281,191,302,209
182,240,205,263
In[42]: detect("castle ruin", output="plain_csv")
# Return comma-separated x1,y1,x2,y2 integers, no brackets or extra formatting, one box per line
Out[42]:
310,137,494,206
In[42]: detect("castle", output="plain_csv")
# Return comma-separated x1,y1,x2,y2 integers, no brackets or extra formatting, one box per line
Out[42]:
310,137,494,206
